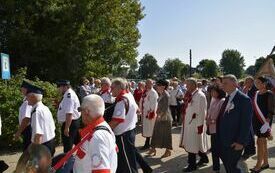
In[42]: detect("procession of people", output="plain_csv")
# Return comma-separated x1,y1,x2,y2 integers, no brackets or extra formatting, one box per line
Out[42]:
1,72,273,173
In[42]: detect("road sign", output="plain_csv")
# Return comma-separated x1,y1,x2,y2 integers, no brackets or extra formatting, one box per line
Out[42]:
1,53,11,79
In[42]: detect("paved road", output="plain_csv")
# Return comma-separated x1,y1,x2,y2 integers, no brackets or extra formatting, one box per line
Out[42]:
1,123,275,173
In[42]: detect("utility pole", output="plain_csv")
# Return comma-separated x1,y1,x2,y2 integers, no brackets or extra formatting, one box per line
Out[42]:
189,49,192,77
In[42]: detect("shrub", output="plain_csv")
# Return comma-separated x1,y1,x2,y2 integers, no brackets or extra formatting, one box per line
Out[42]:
0,68,62,150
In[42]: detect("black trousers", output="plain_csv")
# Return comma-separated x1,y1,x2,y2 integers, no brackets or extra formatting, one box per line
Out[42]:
170,105,181,123
61,119,80,153
116,129,138,173
220,146,242,173
42,138,55,156
188,151,208,169
211,134,220,171
22,125,32,151
243,127,256,155
136,148,151,172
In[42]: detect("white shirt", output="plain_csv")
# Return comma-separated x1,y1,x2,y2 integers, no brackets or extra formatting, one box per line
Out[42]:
73,121,118,173
225,88,238,112
100,91,115,104
57,88,81,123
31,101,56,143
19,98,32,125
169,88,183,106
112,93,138,135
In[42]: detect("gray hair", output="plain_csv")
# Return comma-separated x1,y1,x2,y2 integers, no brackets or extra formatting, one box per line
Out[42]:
245,76,254,82
223,74,238,84
112,78,127,90
32,93,43,102
101,77,111,86
186,77,198,87
81,94,105,117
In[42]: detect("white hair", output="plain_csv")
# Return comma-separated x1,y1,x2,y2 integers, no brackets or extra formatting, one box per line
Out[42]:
101,77,111,86
32,93,43,102
112,78,127,90
223,74,238,84
81,94,105,117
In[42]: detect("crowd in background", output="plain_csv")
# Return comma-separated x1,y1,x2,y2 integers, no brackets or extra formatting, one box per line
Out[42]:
2,74,273,173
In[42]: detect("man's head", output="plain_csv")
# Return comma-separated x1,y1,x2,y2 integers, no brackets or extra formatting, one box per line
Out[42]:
15,144,52,173
172,81,179,89
222,74,238,93
111,78,127,97
21,80,32,96
26,85,44,106
145,79,153,90
101,77,111,91
56,80,70,94
202,79,208,86
138,81,145,90
186,78,197,93
80,94,105,125
244,76,254,88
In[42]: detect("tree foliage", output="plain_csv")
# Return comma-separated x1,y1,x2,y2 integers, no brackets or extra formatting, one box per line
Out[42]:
220,49,245,78
0,68,61,149
245,65,256,76
196,59,219,78
163,58,188,78
0,0,144,83
138,53,160,79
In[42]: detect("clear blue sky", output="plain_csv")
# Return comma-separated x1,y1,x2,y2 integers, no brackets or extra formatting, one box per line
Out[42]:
137,0,275,68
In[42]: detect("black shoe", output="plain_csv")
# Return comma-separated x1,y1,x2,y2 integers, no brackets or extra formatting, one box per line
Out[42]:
140,145,150,150
249,168,262,173
0,160,9,172
196,159,209,167
143,167,153,173
183,166,197,172
261,164,269,170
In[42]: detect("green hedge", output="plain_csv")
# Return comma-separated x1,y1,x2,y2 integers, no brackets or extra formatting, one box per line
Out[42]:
0,68,62,150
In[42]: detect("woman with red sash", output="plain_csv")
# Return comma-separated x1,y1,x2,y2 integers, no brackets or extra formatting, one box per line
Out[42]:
250,76,274,173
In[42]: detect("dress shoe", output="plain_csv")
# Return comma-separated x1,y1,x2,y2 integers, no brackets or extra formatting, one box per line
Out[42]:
196,159,209,167
147,148,156,156
161,149,171,158
249,167,262,173
182,166,197,172
140,145,150,150
261,164,269,170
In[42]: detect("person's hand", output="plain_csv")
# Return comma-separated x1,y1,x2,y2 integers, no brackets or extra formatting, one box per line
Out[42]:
64,128,70,137
14,131,21,141
231,142,243,151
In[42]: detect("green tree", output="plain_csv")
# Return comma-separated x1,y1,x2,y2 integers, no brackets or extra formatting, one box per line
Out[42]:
0,0,144,83
254,57,266,72
138,53,160,79
163,58,188,78
196,59,219,78
245,65,256,76
254,55,275,73
220,49,245,78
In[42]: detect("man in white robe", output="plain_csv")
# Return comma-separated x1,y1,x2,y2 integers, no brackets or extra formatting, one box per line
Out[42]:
139,79,158,150
180,78,209,172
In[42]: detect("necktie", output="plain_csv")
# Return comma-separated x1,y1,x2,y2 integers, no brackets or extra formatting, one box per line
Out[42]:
219,96,230,117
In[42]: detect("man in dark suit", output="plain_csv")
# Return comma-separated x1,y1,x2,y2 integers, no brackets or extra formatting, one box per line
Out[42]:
217,74,253,173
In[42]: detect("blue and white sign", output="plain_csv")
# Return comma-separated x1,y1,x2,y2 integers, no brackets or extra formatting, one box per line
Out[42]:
1,53,11,79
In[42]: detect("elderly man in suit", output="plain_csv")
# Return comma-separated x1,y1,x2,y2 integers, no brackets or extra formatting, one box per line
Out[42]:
217,74,253,173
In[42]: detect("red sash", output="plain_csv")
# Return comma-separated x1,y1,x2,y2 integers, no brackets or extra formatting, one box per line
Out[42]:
53,117,105,171
252,91,268,125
